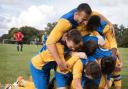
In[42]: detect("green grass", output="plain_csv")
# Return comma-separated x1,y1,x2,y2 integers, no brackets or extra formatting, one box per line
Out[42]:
0,44,128,88
118,48,128,89
0,44,42,84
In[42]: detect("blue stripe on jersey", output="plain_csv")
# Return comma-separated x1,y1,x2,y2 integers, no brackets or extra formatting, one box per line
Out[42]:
61,8,78,29
97,21,107,39
93,47,112,59
82,35,98,44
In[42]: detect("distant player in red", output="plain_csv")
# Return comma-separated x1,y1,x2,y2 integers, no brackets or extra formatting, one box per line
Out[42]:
14,31,24,52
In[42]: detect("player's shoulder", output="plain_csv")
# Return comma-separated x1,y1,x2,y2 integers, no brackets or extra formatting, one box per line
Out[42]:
61,8,77,19
92,11,100,16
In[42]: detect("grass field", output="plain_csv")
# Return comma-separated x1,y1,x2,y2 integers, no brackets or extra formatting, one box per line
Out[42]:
0,44,128,88
0,44,42,84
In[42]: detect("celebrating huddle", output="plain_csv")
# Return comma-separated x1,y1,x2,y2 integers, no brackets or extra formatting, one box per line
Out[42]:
30,3,122,89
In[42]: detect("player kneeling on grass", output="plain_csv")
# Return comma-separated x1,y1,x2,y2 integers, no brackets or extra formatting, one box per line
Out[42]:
30,29,82,89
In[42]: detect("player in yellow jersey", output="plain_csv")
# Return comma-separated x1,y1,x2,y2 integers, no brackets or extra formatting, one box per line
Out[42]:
30,29,82,89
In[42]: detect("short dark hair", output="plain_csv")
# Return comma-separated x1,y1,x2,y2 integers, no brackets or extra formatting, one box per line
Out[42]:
85,62,101,80
86,15,101,32
66,29,82,45
101,56,116,74
77,3,92,16
84,40,98,55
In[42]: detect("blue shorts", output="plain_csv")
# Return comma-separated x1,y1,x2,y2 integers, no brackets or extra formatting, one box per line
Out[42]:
55,72,72,88
30,61,57,89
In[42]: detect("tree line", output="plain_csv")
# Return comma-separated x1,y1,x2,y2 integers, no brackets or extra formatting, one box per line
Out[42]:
0,22,56,44
0,23,128,47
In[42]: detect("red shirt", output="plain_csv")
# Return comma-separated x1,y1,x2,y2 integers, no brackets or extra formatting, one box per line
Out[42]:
15,32,24,42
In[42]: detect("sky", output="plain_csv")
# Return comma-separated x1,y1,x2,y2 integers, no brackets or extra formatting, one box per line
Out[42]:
0,0,127,36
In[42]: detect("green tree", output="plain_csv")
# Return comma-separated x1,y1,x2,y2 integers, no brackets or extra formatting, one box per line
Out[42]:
19,26,41,44
44,22,56,34
8,27,18,39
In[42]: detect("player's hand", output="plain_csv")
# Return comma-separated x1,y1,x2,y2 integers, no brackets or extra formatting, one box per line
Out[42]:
57,61,69,72
77,52,87,59
66,63,71,70
104,84,109,89
71,52,87,59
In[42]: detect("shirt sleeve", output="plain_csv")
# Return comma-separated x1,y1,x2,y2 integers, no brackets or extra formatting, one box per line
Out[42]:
56,43,65,63
66,56,80,68
73,60,83,79
103,24,117,49
88,56,96,62
46,18,72,45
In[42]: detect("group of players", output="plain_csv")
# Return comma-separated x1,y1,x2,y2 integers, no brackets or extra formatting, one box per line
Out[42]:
29,3,123,89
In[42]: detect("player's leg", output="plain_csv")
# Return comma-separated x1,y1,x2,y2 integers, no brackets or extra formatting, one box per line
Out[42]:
20,42,23,52
114,80,121,89
112,59,122,89
55,72,72,89
17,41,19,52
30,62,50,89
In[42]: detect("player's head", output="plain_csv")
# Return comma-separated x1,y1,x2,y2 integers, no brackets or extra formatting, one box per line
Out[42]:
84,40,98,55
85,62,101,80
65,29,82,51
74,3,92,24
101,56,116,74
86,15,101,32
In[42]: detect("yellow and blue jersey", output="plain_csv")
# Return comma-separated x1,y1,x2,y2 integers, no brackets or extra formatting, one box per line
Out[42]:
61,8,78,29
46,9,79,45
31,43,64,70
96,21,117,49
72,58,88,80
71,35,99,79
96,21,107,39
82,35,98,44
92,48,112,60
71,57,101,89
32,41,79,71
55,55,80,88
82,35,112,59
